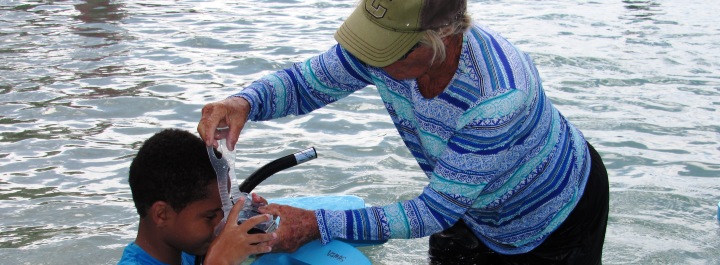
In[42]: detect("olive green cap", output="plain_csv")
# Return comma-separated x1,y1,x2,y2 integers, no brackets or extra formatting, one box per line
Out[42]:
334,0,466,67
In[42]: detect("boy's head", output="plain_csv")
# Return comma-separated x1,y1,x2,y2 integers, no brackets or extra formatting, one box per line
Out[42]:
129,128,223,255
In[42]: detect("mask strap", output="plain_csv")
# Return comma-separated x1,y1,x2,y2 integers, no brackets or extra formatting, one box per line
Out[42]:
206,139,240,223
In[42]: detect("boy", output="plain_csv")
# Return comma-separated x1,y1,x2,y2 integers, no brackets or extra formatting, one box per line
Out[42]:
119,129,275,265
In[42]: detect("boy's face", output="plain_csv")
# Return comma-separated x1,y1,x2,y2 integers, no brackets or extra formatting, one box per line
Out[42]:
164,182,224,256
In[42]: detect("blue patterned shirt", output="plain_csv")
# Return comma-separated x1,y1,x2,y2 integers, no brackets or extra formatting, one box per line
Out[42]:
234,23,591,254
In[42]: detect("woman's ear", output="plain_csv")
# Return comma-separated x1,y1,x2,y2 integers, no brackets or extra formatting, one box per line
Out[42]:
149,201,174,227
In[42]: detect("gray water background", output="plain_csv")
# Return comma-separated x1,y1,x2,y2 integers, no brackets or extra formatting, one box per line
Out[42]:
1,0,719,264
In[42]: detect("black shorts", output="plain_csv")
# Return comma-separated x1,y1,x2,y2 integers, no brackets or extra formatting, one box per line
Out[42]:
428,142,609,265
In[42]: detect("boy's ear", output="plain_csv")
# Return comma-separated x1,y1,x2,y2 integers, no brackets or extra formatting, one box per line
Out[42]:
149,201,174,227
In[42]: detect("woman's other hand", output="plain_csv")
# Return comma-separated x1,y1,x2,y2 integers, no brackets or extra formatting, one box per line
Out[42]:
259,204,320,253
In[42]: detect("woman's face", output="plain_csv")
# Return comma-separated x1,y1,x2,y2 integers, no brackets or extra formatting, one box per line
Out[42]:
382,43,435,80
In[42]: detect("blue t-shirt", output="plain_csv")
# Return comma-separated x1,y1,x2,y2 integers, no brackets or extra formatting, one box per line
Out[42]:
118,242,196,265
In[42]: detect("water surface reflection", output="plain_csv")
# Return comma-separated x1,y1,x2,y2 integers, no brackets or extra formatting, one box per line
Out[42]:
622,0,662,21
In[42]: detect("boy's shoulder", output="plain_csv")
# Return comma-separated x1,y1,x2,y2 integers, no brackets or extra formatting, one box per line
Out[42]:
118,242,160,265
118,242,196,265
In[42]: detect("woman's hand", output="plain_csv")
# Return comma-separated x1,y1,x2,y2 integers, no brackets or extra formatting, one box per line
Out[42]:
259,204,320,253
204,197,276,265
251,193,268,206
197,97,251,150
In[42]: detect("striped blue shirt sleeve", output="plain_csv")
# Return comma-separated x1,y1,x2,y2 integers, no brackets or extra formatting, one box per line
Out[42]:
233,45,372,121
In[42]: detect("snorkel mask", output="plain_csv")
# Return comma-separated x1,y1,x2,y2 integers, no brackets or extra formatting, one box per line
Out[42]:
207,139,317,235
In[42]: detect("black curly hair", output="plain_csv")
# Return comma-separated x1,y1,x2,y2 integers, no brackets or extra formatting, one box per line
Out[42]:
129,128,219,218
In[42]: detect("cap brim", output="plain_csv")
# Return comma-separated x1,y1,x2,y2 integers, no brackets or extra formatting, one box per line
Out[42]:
334,6,423,67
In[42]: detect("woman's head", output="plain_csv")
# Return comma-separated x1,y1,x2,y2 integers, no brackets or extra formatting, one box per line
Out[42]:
335,0,467,67
419,13,472,64
380,15,470,81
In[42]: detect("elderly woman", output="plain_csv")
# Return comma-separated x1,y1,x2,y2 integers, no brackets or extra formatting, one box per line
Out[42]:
197,0,609,264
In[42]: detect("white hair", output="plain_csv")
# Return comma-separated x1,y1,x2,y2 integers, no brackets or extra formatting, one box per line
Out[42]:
421,14,472,64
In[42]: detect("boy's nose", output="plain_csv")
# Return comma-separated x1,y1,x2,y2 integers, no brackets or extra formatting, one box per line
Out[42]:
213,218,227,237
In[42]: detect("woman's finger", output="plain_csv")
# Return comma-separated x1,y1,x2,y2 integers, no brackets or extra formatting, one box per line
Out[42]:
214,127,230,141
251,193,268,206
226,123,242,150
258,203,283,216
198,103,224,147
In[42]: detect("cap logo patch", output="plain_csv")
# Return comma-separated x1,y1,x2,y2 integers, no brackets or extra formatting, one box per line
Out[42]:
365,0,387,18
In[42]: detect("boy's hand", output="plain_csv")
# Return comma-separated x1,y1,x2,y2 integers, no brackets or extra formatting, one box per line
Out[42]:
205,197,277,265
259,204,319,253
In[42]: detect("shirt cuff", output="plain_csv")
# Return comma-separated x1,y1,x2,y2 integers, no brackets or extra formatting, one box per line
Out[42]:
229,91,258,121
314,209,332,245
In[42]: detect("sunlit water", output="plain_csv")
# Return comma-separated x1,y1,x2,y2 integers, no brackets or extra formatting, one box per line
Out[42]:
1,0,719,264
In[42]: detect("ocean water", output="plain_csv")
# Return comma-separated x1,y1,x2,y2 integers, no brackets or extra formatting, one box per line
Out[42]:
1,0,719,264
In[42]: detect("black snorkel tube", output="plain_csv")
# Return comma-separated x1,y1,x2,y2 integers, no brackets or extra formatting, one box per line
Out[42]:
233,147,317,235
198,146,318,265
239,147,317,193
